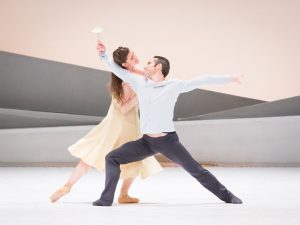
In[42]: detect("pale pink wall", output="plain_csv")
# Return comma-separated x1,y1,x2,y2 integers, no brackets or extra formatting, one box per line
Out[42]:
1,0,299,101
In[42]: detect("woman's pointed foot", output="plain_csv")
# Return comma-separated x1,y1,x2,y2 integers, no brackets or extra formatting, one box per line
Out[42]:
49,185,71,203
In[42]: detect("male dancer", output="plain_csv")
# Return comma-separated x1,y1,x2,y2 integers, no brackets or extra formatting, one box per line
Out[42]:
93,42,243,206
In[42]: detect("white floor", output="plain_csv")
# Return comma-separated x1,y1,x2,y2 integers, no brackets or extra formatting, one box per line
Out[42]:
1,167,300,225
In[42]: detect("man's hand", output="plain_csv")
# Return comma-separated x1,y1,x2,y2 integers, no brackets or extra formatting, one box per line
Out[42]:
233,75,243,84
96,42,106,54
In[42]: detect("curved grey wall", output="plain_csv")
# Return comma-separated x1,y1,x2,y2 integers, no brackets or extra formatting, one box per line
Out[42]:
180,95,300,120
0,51,112,116
1,51,299,166
0,51,264,128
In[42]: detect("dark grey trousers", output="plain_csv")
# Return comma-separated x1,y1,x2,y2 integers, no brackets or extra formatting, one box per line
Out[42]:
98,132,231,206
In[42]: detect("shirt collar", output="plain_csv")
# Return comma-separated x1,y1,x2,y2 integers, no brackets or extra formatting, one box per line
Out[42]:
146,78,169,87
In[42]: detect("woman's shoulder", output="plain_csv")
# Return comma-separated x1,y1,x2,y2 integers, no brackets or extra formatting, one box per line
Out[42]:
122,81,130,87
122,82,134,95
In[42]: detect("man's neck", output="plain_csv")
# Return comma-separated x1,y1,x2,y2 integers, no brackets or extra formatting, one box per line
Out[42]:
147,73,165,83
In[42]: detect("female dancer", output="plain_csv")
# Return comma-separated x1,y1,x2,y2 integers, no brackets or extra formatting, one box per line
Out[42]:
50,46,162,204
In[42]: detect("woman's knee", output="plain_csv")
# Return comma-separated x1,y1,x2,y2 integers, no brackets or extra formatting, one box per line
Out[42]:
78,160,90,173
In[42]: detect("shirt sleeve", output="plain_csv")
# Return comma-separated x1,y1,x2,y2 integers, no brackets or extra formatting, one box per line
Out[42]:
99,53,139,89
177,75,234,93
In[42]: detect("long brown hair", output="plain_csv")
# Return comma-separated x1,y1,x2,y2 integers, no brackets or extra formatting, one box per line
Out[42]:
109,46,130,103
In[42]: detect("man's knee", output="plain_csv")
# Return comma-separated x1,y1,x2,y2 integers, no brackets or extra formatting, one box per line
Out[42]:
184,162,207,177
105,150,119,164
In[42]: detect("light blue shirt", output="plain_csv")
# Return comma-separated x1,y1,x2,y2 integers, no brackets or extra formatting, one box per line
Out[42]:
100,53,234,134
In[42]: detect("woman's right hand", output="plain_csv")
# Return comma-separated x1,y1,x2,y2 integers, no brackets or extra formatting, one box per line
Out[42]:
131,95,138,106
119,95,138,114
96,42,106,54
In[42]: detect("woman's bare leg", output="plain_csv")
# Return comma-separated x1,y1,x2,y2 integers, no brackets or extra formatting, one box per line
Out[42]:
50,160,90,202
65,160,90,187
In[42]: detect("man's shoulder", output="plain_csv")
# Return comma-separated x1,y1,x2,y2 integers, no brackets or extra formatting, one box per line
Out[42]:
165,78,184,86
166,78,184,82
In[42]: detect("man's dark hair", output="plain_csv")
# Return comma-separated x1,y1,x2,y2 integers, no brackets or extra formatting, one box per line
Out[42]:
154,56,170,77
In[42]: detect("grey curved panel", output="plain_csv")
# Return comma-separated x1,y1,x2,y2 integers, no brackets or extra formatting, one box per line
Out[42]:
0,51,112,116
1,51,266,128
179,95,300,121
0,108,102,129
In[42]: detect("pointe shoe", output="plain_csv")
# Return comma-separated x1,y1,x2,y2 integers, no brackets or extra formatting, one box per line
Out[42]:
118,194,140,204
49,185,71,203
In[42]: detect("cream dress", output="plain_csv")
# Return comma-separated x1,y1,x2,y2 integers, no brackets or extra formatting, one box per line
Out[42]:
68,97,162,179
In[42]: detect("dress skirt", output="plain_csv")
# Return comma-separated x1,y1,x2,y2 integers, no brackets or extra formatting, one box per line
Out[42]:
68,98,162,179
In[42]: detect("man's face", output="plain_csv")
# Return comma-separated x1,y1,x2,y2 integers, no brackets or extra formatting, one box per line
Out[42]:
144,58,158,76
125,50,139,68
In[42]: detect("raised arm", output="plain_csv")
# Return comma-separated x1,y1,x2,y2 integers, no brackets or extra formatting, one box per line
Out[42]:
96,42,139,88
131,67,146,76
178,74,242,93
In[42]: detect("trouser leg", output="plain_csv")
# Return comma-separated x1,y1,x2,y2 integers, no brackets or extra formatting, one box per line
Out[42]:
95,138,154,206
146,133,230,202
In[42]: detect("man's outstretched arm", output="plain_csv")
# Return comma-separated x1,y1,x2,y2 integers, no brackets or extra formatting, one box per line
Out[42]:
178,74,242,93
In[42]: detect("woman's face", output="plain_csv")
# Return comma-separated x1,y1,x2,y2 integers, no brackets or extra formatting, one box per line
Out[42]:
123,50,139,69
